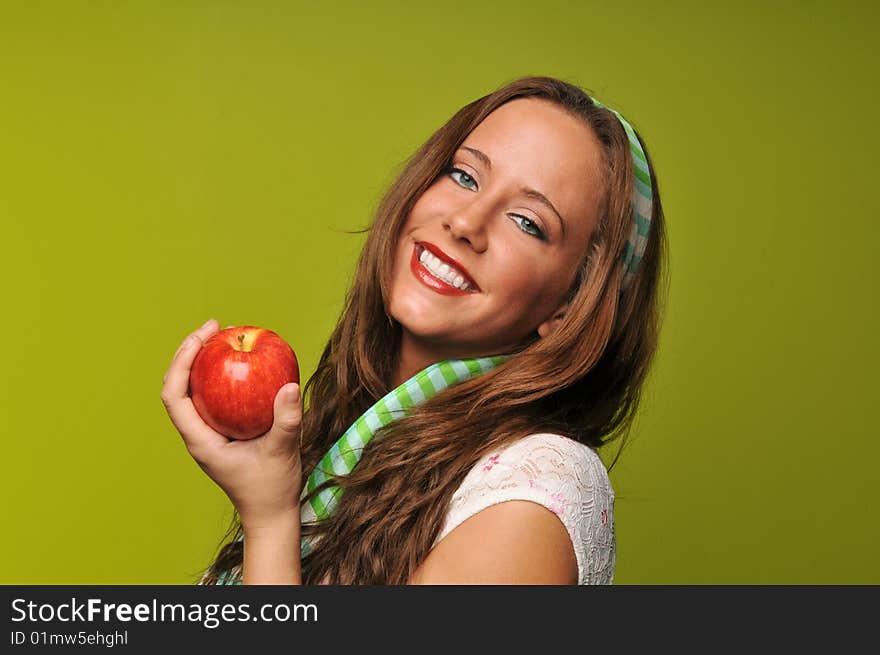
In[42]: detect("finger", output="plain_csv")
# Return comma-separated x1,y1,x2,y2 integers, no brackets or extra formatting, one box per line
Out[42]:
175,319,220,361
163,319,219,385
160,323,230,454
163,393,231,455
263,383,302,452
162,319,229,458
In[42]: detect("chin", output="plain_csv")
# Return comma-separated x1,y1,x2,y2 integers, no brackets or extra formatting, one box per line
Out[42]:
392,309,446,341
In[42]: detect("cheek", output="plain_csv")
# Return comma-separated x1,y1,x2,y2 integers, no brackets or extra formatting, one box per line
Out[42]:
393,188,445,270
395,213,423,261
392,235,412,281
490,261,570,321
396,198,430,247
491,264,547,309
406,187,440,225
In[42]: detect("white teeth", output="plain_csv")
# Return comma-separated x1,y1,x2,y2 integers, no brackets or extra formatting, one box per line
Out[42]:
418,247,473,290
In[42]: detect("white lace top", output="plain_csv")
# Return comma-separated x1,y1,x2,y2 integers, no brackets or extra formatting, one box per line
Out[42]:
434,432,616,585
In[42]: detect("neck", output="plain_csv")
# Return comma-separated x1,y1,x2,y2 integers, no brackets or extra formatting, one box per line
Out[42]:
392,332,446,389
392,330,512,389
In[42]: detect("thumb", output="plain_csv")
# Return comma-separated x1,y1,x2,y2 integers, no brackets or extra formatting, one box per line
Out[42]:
266,383,302,450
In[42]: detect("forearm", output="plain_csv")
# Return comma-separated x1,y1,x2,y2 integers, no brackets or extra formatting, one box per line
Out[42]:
242,511,303,585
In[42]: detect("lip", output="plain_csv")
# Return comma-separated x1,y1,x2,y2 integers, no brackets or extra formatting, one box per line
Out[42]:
418,242,480,289
411,242,481,295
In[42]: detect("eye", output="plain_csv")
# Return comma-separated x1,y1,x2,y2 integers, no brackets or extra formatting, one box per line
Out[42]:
448,167,478,191
510,214,546,240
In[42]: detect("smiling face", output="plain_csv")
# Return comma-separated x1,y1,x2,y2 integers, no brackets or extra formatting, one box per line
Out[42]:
387,97,606,381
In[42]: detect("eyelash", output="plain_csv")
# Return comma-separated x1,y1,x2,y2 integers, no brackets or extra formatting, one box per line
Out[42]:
444,166,547,241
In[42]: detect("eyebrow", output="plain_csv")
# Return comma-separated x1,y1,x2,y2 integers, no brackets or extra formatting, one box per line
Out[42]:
460,146,566,238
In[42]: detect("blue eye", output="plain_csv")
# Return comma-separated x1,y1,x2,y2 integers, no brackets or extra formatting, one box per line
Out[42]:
510,215,546,239
448,167,477,190
445,166,547,241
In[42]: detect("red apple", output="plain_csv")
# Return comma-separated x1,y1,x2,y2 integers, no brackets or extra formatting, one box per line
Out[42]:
189,326,299,440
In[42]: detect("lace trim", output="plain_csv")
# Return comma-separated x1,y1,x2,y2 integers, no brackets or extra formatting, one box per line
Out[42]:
434,433,615,585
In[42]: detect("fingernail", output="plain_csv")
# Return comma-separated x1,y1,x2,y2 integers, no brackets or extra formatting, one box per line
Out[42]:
201,319,214,328
289,384,300,402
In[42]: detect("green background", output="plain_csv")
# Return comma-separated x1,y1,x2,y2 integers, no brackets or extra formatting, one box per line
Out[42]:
1,1,876,584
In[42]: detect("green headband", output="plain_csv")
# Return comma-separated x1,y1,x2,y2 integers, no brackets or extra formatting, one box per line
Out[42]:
590,97,653,293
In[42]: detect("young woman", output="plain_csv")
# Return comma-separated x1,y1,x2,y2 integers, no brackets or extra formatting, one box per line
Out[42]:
161,75,667,585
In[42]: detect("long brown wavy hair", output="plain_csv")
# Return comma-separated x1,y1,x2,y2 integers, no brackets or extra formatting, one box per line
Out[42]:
196,75,668,585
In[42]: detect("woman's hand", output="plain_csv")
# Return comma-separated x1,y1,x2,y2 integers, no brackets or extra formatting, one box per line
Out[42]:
160,319,304,531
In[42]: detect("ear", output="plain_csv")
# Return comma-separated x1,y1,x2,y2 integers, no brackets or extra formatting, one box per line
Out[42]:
537,303,569,339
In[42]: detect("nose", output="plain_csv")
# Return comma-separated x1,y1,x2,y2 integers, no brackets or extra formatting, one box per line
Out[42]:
442,198,491,252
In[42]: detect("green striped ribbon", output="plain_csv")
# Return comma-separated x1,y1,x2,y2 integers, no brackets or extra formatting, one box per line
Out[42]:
216,353,510,584
591,97,654,293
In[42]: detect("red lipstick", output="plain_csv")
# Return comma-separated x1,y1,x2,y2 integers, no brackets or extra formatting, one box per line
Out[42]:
410,242,480,296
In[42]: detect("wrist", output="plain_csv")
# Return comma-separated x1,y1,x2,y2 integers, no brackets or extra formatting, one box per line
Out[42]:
241,513,302,585
241,508,301,536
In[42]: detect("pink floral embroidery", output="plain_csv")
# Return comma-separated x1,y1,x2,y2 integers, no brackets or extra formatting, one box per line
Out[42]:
482,453,500,472
549,492,566,517
600,508,608,526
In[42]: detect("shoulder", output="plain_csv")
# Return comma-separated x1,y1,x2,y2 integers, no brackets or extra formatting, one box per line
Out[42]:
434,433,616,584
480,432,610,480
447,433,614,516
